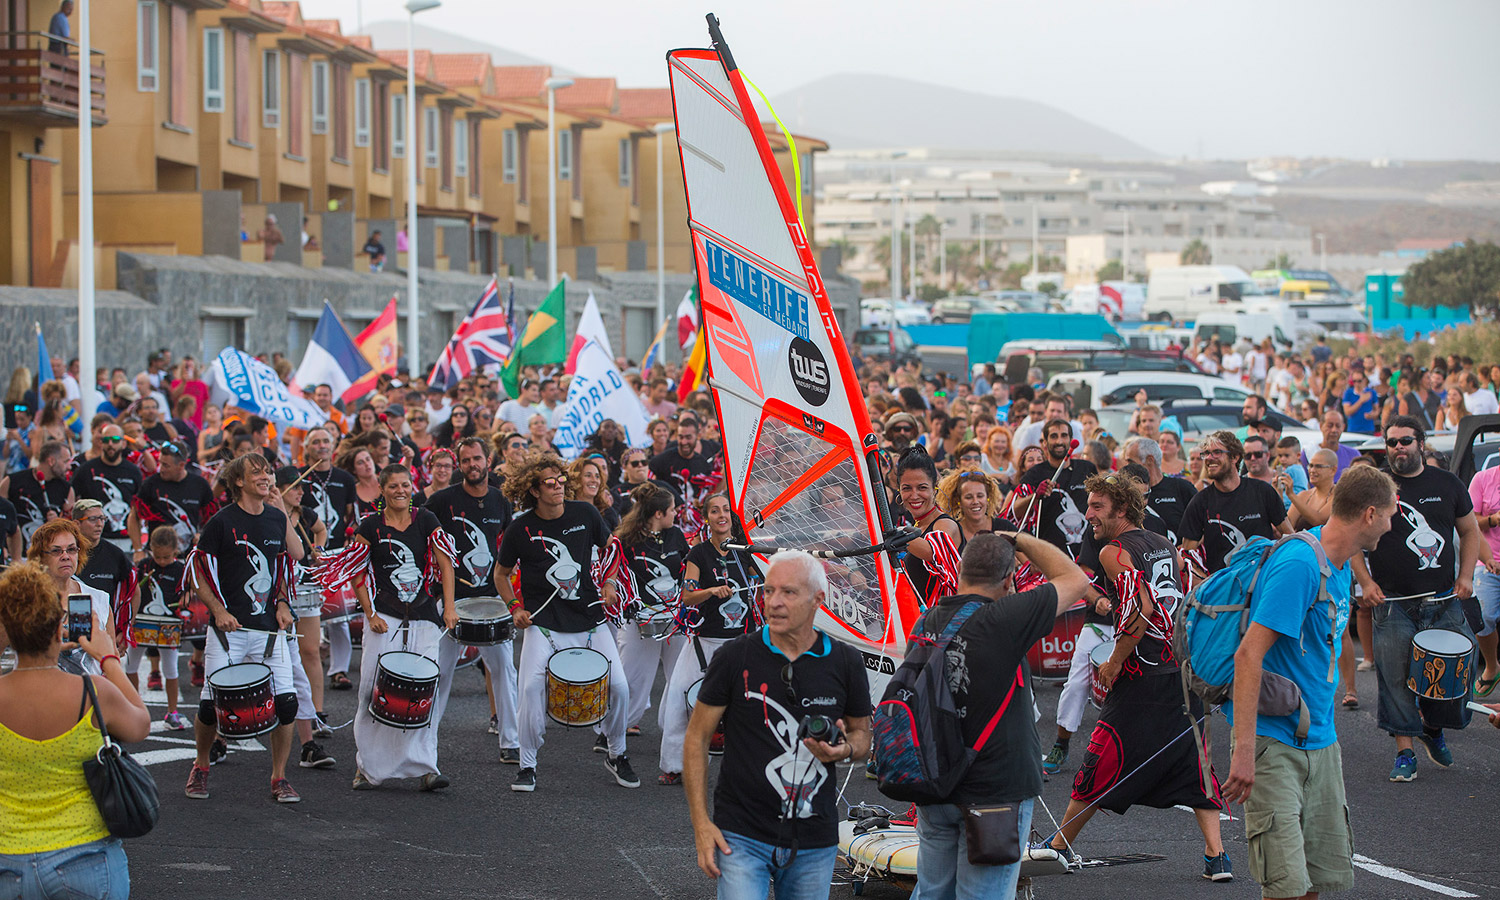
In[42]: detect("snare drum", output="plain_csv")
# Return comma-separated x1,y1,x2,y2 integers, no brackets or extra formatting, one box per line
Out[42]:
545,647,610,727
455,645,480,669
131,613,183,649
369,651,440,729
207,662,277,738
1408,629,1474,701
178,599,209,639
685,677,703,713
641,608,676,642
1027,603,1085,681
453,597,514,646
290,585,323,619
1088,640,1117,710
321,583,361,625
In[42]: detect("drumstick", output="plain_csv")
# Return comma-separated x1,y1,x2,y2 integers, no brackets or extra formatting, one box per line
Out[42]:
1380,591,1458,603
1031,439,1080,537
279,462,321,495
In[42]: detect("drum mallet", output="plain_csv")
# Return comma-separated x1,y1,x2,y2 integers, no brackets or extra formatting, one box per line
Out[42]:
1032,439,1079,536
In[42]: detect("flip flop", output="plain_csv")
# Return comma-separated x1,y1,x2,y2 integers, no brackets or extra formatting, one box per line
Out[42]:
1342,694,1359,710
1477,676,1499,698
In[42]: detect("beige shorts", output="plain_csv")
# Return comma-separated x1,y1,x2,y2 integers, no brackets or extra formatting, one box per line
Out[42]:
1233,734,1354,898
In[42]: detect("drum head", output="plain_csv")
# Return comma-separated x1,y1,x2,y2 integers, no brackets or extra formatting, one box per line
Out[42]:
1414,629,1473,655
380,651,439,681
686,678,703,709
1088,640,1116,667
456,597,509,620
208,662,272,690
547,647,610,683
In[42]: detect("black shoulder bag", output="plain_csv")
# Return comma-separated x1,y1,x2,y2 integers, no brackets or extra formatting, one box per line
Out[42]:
81,675,160,838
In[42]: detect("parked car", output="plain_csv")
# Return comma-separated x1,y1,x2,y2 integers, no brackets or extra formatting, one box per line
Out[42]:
860,298,894,328
1049,371,1251,409
892,300,932,326
855,327,921,368
930,295,995,324
1001,345,1198,387
982,290,1052,313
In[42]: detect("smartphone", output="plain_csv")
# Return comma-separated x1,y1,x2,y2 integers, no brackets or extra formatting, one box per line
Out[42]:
66,595,92,643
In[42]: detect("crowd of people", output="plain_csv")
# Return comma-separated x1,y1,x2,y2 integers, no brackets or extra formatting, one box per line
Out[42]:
1,331,1498,900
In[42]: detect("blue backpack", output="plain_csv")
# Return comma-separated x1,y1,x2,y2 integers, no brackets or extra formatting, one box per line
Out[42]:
1174,532,1338,746
872,601,1024,805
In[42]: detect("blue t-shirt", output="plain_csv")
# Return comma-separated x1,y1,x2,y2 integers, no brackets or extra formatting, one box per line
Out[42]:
1223,527,1350,750
1341,386,1377,433
1279,463,1307,510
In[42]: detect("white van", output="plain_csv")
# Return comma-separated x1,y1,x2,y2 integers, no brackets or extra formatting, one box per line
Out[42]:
1144,265,1274,322
1194,312,1297,350
1243,299,1369,342
1049,370,1251,409
1066,281,1147,320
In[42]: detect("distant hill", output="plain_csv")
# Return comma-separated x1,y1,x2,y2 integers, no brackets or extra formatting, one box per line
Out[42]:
358,21,573,74
772,73,1157,159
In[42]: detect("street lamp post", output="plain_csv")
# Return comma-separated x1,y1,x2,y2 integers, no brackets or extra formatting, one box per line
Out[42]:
77,0,95,441
654,122,675,332
404,0,439,379
1316,232,1326,273
545,76,574,286
889,150,905,304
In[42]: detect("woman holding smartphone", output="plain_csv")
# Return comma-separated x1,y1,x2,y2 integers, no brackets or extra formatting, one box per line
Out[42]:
26,519,111,676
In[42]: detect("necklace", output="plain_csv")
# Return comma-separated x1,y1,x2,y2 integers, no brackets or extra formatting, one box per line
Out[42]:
7,665,59,673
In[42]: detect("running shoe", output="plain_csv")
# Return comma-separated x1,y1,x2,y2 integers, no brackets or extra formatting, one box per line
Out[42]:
1416,730,1453,768
147,671,163,691
1042,742,1068,775
190,661,205,687
487,715,500,735
312,715,333,739
511,768,537,792
606,754,641,788
1356,660,1375,672
592,733,609,753
184,765,209,800
1029,840,1080,867
498,747,520,765
1389,749,1418,782
299,741,336,769
419,772,450,791
352,769,375,790
271,778,301,803
864,755,876,779
658,771,682,786
163,711,187,731
208,737,228,766
1203,852,1233,882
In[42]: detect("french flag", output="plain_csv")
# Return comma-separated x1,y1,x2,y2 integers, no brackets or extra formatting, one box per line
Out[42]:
292,303,373,399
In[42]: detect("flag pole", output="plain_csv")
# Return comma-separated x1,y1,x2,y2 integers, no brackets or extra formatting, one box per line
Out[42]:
77,0,96,451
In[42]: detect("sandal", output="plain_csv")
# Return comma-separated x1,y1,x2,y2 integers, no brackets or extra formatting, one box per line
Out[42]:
1477,676,1499,698
330,672,353,691
1342,694,1359,710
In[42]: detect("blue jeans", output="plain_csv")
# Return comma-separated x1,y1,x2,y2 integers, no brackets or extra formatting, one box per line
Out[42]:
911,799,1034,900
1373,597,1476,735
715,830,838,900
0,839,130,900
1474,568,1500,638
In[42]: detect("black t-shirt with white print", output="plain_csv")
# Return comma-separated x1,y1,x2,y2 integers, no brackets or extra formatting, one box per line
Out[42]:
497,501,612,634
70,458,142,541
1147,476,1198,545
1179,478,1287,572
684,540,761,639
426,483,513,601
135,472,216,553
356,508,445,625
303,466,357,550
137,556,187,617
78,538,134,614
196,503,289,632
7,471,69,546
698,629,872,848
648,449,715,500
625,526,690,611
1075,512,1168,627
1019,459,1097,558
1367,464,1473,598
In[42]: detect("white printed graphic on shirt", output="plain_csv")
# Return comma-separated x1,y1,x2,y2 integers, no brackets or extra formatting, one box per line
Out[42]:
456,516,493,583
640,555,681,607
381,538,424,604
96,476,128,533
743,685,827,819
534,534,582,603
1398,501,1445,570
142,574,172,616
1208,516,1247,556
1055,491,1087,546
236,538,274,615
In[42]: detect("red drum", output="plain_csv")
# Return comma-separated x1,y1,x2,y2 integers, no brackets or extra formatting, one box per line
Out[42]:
1088,640,1118,709
370,651,440,729
455,645,480,669
207,662,277,738
321,584,361,625
1027,603,1086,681
179,599,209,639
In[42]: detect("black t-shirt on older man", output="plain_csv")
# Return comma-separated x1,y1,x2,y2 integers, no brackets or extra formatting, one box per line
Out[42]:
911,584,1059,806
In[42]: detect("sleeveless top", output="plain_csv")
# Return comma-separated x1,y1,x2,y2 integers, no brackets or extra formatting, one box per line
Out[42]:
1104,528,1182,674
0,681,109,854
902,512,959,604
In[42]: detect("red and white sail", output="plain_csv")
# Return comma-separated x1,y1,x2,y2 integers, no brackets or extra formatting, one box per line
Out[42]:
667,20,921,687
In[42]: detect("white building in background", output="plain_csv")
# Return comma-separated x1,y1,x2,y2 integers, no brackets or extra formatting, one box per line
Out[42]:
815,150,1311,289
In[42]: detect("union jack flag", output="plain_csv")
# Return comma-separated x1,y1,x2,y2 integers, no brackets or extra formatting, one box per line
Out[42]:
429,277,516,389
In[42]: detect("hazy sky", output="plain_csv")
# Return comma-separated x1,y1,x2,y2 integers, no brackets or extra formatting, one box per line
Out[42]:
316,0,1498,160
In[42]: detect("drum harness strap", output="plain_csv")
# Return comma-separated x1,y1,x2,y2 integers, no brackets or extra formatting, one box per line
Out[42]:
536,627,594,654
212,627,282,661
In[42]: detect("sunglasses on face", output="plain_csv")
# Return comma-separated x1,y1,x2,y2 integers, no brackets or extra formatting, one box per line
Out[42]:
626,460,647,468
539,475,568,488
1386,436,1417,448
100,436,123,443
1246,451,1267,459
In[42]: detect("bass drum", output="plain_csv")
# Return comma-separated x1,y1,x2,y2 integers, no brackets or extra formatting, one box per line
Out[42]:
1027,603,1085,681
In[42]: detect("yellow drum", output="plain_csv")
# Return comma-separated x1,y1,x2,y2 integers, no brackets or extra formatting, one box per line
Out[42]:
544,647,610,727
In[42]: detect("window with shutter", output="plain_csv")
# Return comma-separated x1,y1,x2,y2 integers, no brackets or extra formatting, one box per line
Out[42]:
203,28,224,112
424,107,440,169
392,92,406,158
137,2,158,92
262,50,280,128
355,78,370,147
311,61,327,133
502,128,516,183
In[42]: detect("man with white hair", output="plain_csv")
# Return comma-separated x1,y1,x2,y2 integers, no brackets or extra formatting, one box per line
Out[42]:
684,550,872,900
1121,437,1196,544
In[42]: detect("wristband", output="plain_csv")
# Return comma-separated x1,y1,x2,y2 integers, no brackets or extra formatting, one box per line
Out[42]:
507,599,522,612
100,654,121,667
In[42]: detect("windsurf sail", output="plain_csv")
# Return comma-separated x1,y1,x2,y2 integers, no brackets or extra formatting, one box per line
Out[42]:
667,15,921,681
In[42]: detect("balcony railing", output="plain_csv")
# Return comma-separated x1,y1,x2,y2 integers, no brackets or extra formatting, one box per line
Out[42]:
0,33,105,126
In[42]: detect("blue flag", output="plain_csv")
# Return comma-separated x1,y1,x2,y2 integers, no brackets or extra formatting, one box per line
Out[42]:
36,323,81,435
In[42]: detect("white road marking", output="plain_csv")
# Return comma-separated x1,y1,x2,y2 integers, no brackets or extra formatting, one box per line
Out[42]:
162,862,231,872
1352,854,1479,898
1173,804,1237,822
618,847,688,900
132,748,201,767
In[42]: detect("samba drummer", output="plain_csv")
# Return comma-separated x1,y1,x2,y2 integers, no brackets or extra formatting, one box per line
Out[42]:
658,492,760,785
182,454,305,805
1041,473,1233,883
275,466,336,771
602,483,690,744
124,526,188,730
424,437,521,764
319,464,458,792
495,453,637,793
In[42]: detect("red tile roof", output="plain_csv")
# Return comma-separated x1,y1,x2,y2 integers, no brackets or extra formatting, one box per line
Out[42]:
490,66,551,101
377,48,433,76
259,1,300,25
346,35,372,49
555,77,617,112
616,88,672,120
432,53,491,89
303,18,343,38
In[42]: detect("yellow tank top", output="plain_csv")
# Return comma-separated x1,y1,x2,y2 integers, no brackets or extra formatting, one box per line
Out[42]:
0,709,111,854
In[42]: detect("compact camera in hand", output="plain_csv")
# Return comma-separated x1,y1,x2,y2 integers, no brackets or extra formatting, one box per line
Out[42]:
797,714,844,746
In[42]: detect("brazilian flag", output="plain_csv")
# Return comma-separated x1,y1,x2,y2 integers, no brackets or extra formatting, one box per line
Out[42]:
501,279,567,397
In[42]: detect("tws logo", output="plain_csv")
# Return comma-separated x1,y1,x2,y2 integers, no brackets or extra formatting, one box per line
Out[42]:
789,337,830,407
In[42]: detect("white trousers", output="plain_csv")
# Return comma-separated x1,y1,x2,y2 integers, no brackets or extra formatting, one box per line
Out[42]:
288,635,316,722
203,629,295,698
1056,622,1114,735
517,626,629,770
615,622,685,729
658,636,730,774
126,645,178,676
353,620,442,785
433,633,520,749
326,618,353,676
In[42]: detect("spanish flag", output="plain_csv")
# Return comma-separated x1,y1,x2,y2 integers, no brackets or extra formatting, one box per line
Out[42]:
343,297,398,402
677,323,706,401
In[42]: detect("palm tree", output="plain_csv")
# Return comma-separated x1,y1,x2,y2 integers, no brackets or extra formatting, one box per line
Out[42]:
1180,239,1211,265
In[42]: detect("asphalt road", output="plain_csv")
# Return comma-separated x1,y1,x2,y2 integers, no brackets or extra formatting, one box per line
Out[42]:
122,638,1498,900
